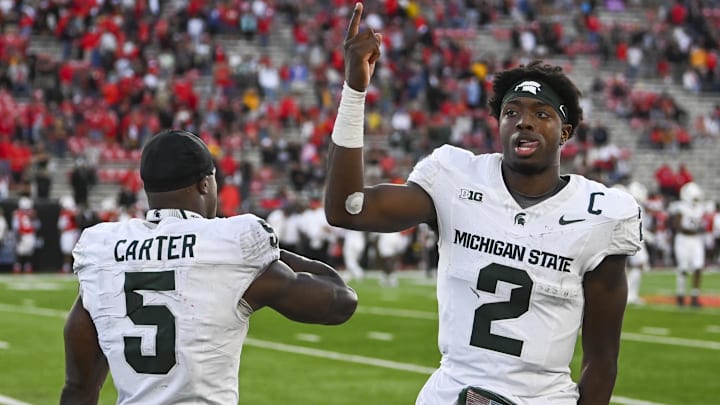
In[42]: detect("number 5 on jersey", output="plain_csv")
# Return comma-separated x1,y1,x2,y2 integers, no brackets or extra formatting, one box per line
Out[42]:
124,271,177,374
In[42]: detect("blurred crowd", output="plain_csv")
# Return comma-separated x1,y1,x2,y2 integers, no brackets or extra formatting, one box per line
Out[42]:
0,0,719,272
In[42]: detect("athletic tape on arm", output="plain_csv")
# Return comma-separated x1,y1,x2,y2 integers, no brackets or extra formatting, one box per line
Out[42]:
331,82,366,148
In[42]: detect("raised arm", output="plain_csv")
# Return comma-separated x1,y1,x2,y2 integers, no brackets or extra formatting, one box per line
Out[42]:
578,254,628,404
324,2,434,233
243,249,358,325
60,296,109,405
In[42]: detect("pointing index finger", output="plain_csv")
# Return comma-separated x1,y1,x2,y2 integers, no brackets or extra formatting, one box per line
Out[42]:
345,2,363,41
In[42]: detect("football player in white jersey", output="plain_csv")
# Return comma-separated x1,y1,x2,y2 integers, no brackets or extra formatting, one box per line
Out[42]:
669,181,706,307
324,4,641,404
60,130,358,405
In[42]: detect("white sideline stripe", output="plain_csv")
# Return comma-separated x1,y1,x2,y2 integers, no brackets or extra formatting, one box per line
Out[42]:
0,341,9,349
245,338,436,374
0,394,32,405
611,396,665,405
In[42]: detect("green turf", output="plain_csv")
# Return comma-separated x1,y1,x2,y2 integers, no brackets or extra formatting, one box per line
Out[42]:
0,270,718,404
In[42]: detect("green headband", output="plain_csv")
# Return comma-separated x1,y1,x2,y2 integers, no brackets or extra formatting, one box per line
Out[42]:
501,79,567,122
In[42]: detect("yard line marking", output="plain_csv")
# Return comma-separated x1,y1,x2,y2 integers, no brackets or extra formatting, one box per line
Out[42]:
640,327,670,335
0,394,32,405
245,338,436,374
706,325,720,333
0,303,68,318
0,304,667,405
611,396,666,405
2,302,719,351
246,339,664,405
359,306,720,350
357,306,438,320
0,341,8,349
632,304,720,316
0,274,75,282
3,282,68,291
622,332,720,350
367,331,394,341
295,333,322,343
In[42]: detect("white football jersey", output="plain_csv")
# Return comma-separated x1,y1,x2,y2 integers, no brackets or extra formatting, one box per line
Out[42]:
408,146,641,404
73,209,280,405
668,199,706,233
668,200,707,271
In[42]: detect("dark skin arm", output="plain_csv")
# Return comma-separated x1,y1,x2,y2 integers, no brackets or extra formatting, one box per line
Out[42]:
60,296,109,405
578,254,628,404
324,2,435,232
671,212,700,235
243,249,358,325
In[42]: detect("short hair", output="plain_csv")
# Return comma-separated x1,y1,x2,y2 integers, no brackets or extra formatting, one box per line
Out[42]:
488,61,583,137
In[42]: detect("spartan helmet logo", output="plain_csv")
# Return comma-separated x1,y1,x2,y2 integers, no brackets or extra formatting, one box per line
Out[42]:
514,213,527,226
514,81,542,95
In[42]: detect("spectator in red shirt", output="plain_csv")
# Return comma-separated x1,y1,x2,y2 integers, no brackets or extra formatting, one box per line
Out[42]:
219,177,242,217
655,163,678,199
676,163,694,191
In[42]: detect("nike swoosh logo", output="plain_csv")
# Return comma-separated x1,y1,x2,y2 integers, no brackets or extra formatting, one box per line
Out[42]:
559,215,586,225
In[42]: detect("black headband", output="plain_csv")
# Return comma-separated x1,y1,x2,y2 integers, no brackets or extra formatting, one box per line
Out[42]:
502,79,567,122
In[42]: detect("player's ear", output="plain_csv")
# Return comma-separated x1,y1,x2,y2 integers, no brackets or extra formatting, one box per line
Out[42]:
196,177,209,195
560,124,573,145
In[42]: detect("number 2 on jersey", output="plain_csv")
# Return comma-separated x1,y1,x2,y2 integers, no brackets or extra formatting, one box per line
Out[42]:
470,264,533,357
124,271,176,374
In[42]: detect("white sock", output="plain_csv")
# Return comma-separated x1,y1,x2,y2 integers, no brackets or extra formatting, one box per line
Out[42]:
676,273,687,296
627,268,642,301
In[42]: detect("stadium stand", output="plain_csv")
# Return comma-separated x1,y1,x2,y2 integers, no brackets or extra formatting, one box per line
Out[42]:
0,0,719,271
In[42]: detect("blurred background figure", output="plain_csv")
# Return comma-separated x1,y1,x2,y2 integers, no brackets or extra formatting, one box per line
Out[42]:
0,207,8,255
417,223,439,279
376,230,411,287
670,182,707,307
218,176,241,217
298,198,332,262
12,197,38,273
266,198,307,253
341,229,366,281
69,158,96,206
57,195,78,273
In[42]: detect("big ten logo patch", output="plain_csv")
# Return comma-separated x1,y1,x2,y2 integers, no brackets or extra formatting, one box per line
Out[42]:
459,189,483,202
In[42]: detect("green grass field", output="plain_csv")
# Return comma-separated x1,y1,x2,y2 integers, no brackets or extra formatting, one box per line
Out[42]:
1,270,719,405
